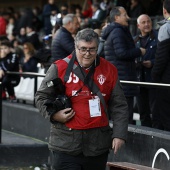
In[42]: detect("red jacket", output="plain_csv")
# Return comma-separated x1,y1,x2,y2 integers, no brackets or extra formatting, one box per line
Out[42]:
0,17,7,35
55,55,118,129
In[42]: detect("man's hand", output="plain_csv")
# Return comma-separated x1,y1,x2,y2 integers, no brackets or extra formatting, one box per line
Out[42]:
140,48,146,56
0,69,4,79
142,60,152,68
112,138,125,154
52,108,75,123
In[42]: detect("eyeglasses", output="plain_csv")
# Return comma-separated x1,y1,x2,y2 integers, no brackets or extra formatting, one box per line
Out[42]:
77,47,97,55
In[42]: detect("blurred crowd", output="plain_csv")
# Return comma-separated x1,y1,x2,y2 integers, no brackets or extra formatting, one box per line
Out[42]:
0,0,163,71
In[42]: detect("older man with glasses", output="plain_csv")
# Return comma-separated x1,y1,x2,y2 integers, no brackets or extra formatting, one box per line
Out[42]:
35,28,128,170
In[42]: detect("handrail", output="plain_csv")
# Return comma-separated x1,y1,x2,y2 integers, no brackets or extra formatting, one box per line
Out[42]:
6,71,170,96
120,80,170,89
6,71,45,77
1,72,170,144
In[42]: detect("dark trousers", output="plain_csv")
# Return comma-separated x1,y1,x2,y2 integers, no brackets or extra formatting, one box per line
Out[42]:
50,150,108,170
152,88,170,131
1,75,20,96
136,87,156,127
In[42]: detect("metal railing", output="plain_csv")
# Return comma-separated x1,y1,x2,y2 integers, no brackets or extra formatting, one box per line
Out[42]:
1,71,170,144
4,71,170,105
120,80,170,89
6,71,45,106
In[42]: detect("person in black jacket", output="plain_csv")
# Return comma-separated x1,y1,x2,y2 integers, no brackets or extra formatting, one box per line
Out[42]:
26,25,42,50
51,14,80,63
20,42,38,75
0,40,20,101
42,0,60,35
134,14,158,127
151,0,170,131
101,6,146,124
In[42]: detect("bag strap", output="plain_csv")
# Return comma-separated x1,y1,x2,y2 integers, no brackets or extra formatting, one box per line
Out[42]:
64,51,76,83
63,56,108,119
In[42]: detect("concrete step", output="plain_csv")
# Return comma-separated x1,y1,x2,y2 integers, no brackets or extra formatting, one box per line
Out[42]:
0,130,49,167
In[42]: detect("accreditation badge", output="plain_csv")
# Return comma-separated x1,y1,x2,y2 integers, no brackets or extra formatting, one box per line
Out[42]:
89,97,101,117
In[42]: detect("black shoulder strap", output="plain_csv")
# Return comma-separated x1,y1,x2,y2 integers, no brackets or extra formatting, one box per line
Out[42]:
63,56,108,119
64,51,76,83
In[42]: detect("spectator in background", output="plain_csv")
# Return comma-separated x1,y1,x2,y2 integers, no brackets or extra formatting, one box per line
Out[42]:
26,25,41,50
101,6,146,124
0,12,7,36
12,39,24,60
6,17,15,39
82,0,93,18
134,14,158,127
100,0,111,16
0,36,8,45
42,0,60,35
151,0,170,131
74,4,83,24
60,3,69,16
51,14,80,62
127,0,144,18
53,3,69,30
16,8,34,35
32,6,43,32
20,42,38,73
34,34,52,73
17,27,27,45
0,40,20,102
83,2,107,29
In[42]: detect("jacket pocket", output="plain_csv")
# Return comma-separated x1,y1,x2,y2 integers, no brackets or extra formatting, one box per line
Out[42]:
50,125,74,149
87,126,112,153
49,124,82,153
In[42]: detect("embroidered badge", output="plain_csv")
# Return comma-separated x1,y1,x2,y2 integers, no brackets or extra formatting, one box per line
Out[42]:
97,74,106,85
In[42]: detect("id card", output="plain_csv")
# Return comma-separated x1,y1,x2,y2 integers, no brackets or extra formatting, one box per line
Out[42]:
89,98,101,117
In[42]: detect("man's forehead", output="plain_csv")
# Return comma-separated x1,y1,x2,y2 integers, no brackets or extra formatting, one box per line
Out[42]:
77,40,97,47
139,15,151,22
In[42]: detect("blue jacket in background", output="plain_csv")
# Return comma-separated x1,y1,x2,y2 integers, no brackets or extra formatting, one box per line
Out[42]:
134,29,158,82
102,22,141,96
43,3,59,35
51,27,75,62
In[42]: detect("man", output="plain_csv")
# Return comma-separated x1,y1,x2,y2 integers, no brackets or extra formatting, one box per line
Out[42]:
134,14,158,127
0,40,20,102
101,6,146,124
42,0,60,35
35,28,128,170
0,12,7,36
26,25,41,50
128,0,144,18
84,2,107,29
152,0,170,131
51,14,80,63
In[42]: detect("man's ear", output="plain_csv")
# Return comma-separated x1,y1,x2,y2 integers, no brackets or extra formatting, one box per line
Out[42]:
163,7,167,15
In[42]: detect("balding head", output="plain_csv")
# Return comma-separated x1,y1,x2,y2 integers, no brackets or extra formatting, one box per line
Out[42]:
137,14,151,24
137,14,152,36
62,14,80,34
